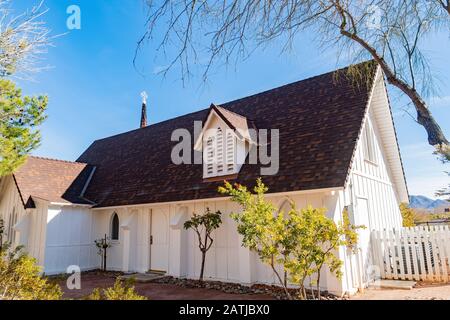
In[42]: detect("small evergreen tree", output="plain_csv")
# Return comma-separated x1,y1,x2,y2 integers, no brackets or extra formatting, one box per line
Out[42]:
0,79,47,176
184,208,222,282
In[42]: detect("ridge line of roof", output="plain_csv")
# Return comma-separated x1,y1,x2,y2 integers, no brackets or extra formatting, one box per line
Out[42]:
28,155,88,166
214,104,248,121
88,60,375,145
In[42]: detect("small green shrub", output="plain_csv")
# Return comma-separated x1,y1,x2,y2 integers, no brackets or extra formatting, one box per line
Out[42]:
86,278,147,300
0,245,62,300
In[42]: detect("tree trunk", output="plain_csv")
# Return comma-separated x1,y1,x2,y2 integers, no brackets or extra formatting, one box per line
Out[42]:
270,255,292,300
103,248,107,271
340,29,449,157
199,250,206,282
316,271,321,300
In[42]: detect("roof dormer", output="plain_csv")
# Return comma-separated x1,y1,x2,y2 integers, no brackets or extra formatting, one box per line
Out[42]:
194,104,256,179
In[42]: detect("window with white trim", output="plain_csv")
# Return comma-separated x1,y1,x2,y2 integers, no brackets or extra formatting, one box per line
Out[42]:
111,212,119,241
363,122,377,163
203,128,237,178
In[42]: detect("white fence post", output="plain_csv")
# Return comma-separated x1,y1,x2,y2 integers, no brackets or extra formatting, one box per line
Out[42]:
370,226,450,282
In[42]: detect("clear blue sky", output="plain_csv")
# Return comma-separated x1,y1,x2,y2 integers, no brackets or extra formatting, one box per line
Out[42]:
12,0,450,199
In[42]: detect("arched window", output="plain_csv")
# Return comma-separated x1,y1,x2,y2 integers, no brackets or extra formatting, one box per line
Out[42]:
111,213,119,240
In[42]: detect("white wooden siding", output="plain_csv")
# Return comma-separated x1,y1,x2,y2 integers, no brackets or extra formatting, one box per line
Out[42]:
350,82,402,232
0,176,27,247
0,177,48,266
43,205,97,274
92,191,345,294
342,75,404,294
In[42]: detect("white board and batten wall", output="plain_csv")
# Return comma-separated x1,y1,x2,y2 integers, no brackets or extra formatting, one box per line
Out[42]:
0,175,97,274
0,177,49,268
43,205,97,274
341,75,405,292
93,190,347,294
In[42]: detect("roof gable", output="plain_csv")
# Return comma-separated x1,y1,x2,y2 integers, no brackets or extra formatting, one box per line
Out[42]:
193,104,256,150
13,156,94,207
363,69,409,202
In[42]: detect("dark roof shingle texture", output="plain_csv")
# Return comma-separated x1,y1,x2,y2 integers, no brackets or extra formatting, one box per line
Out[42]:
77,63,377,208
13,156,93,205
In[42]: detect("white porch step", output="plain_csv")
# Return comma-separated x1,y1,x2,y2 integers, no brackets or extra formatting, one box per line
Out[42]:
369,279,416,290
119,272,167,283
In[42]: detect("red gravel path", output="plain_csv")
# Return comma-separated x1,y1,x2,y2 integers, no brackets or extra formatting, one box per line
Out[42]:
59,273,274,300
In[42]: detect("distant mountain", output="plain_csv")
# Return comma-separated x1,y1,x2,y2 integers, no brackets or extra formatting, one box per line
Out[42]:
409,195,448,210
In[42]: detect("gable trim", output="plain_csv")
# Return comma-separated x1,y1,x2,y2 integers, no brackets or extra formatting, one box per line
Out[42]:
344,66,409,203
12,174,27,209
343,66,381,189
194,104,256,151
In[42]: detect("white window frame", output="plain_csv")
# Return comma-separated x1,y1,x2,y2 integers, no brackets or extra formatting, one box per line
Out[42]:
203,127,237,178
110,212,120,242
363,121,377,164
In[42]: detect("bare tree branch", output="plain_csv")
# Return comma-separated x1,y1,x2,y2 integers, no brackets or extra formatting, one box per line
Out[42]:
0,0,53,80
138,0,450,159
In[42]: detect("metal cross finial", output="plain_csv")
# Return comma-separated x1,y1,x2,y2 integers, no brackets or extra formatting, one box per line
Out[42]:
141,91,148,104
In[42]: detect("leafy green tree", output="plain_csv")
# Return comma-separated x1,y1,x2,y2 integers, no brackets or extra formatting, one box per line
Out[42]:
87,278,147,300
0,79,47,176
219,179,362,300
0,245,62,300
285,206,362,299
184,208,222,282
400,202,416,227
219,179,294,299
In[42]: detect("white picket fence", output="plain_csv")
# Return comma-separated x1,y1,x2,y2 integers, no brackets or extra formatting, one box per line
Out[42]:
371,226,450,282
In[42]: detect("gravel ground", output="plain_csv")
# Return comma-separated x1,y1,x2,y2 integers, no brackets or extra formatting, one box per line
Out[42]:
57,272,274,300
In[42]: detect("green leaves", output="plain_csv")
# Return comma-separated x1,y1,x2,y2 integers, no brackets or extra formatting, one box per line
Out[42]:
0,79,47,176
184,208,222,281
0,246,62,300
86,278,147,300
399,202,416,227
183,207,222,235
219,179,363,299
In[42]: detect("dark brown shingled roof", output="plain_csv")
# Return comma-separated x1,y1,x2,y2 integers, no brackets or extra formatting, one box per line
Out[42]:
13,156,94,207
77,62,378,208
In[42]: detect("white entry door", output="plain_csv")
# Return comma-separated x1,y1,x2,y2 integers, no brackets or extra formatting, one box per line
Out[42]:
150,208,169,272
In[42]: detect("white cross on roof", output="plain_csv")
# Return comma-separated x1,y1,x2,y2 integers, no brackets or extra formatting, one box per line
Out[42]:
140,91,148,104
